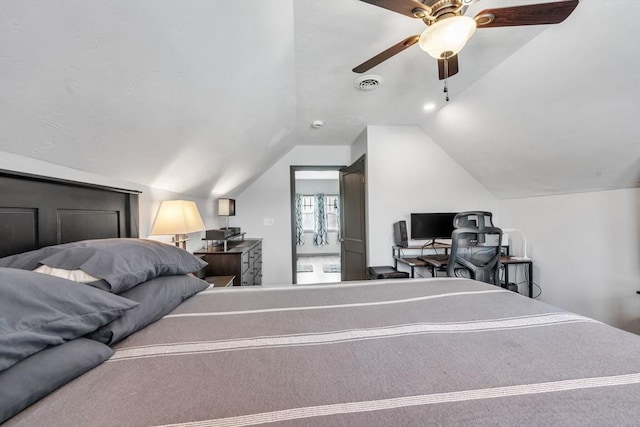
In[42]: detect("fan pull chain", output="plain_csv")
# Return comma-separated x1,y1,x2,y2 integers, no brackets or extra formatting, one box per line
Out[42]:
443,57,450,102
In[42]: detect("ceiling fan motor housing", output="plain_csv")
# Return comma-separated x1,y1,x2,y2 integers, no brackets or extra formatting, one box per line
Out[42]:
418,0,469,24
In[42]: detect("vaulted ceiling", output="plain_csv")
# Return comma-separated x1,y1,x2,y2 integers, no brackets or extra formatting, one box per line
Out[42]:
1,0,638,199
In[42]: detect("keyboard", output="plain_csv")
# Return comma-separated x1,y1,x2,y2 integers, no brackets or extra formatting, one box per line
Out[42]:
418,254,449,262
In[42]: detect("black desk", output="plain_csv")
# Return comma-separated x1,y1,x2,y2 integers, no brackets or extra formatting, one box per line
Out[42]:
501,257,534,298
420,255,534,298
393,256,428,278
392,244,450,279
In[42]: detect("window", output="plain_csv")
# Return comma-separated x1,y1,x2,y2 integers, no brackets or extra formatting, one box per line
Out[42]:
301,195,315,231
300,194,339,232
326,195,339,231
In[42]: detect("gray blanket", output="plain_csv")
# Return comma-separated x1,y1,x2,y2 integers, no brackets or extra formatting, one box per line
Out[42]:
7,278,640,426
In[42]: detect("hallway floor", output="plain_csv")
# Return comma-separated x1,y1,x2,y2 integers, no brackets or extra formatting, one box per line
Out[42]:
296,255,341,285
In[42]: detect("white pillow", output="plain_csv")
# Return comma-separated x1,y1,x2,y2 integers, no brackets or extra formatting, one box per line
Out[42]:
33,265,101,283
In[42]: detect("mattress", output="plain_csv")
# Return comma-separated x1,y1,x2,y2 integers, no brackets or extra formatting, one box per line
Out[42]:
6,278,640,426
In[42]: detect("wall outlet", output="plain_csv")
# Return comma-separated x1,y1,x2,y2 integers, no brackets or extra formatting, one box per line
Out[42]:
263,217,275,226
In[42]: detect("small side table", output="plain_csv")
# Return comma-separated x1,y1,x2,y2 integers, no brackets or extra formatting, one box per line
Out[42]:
204,275,235,288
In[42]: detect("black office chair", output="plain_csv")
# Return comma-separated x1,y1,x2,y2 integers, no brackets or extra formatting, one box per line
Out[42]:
447,212,503,285
453,211,495,230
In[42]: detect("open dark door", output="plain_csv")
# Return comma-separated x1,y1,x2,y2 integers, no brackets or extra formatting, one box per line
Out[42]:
339,155,367,281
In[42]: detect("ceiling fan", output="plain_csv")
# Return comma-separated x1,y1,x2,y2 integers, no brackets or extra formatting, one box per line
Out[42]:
353,0,579,80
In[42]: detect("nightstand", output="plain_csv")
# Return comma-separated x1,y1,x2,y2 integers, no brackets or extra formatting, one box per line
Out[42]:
204,275,235,288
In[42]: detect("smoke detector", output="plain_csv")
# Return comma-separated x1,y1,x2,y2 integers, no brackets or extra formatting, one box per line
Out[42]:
354,75,384,91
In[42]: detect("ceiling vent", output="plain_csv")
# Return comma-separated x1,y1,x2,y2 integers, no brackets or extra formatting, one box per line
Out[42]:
354,75,384,91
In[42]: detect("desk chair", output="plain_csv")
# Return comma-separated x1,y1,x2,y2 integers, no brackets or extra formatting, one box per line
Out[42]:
446,225,503,285
453,211,495,230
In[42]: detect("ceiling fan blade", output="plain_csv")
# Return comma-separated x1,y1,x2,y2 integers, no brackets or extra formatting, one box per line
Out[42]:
359,0,432,19
353,35,420,73
438,55,459,80
475,0,579,28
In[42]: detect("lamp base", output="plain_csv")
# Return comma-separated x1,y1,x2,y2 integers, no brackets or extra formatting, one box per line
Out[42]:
172,234,189,250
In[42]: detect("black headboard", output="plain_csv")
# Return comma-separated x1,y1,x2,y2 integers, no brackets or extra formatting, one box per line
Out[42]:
0,170,141,257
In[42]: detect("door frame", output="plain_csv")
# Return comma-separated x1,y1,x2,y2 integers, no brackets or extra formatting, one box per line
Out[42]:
289,165,345,284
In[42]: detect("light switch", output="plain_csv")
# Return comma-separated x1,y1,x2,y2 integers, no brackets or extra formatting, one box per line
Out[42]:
263,217,275,226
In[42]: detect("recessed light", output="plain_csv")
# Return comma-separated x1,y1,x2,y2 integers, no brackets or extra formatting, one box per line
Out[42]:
423,103,436,112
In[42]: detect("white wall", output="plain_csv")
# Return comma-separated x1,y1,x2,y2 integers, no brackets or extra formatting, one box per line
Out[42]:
499,188,640,334
234,145,351,285
295,179,341,255
351,129,367,163
0,152,220,253
365,126,499,268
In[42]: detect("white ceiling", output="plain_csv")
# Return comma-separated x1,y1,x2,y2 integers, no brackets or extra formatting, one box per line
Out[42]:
1,0,638,199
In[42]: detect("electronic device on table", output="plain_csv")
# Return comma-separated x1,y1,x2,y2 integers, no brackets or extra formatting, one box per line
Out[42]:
418,253,449,262
393,220,408,247
204,227,245,251
205,228,241,240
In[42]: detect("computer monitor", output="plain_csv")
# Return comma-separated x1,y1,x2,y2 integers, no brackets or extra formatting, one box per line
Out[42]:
410,212,457,241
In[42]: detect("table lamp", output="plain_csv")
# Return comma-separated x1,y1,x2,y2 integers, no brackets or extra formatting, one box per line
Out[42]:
150,200,206,250
218,198,235,230
502,228,530,260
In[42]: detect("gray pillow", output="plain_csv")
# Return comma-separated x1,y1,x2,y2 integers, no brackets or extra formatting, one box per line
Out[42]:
0,238,207,294
0,245,60,271
0,338,114,424
87,274,209,345
0,268,138,372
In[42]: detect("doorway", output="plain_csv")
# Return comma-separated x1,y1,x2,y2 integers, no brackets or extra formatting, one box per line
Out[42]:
290,157,368,284
290,166,343,284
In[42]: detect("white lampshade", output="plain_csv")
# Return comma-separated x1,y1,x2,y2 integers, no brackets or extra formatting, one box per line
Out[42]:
218,198,236,216
151,200,206,236
418,16,477,59
502,228,530,260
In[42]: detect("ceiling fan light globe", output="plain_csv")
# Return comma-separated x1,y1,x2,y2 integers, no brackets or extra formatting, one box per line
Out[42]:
418,16,477,59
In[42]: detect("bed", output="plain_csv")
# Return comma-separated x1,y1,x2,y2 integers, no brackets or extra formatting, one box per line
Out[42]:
1,171,639,426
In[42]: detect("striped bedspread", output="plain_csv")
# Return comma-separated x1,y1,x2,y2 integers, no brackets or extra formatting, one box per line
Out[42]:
8,278,640,426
